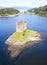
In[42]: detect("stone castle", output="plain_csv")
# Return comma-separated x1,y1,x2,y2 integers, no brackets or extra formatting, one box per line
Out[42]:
16,20,27,32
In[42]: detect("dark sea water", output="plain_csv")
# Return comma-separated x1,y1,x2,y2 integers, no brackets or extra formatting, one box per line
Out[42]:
0,14,47,65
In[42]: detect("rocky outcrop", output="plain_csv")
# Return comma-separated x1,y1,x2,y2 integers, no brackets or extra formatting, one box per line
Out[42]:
5,31,41,58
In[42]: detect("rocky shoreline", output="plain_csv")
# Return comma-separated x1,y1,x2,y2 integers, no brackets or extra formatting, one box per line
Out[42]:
5,31,42,58
26,12,47,18
6,41,41,58
0,13,20,18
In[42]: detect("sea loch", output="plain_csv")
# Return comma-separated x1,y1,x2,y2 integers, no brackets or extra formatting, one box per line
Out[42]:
0,14,47,65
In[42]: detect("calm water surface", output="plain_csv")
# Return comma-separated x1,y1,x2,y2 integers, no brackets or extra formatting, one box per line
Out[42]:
0,14,47,65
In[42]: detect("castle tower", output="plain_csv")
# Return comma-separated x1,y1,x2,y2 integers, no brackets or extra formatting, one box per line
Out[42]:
16,20,27,32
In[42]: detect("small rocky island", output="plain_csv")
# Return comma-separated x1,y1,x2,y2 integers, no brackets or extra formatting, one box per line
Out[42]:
5,20,41,58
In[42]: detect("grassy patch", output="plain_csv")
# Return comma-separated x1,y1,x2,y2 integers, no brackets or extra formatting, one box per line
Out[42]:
11,29,37,42
24,30,37,35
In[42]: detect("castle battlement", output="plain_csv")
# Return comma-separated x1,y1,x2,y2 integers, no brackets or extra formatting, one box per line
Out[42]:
16,20,27,32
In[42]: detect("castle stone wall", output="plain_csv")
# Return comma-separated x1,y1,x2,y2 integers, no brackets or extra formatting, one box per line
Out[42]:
16,20,27,32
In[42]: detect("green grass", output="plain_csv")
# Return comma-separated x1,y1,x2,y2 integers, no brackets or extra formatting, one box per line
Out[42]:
11,29,37,42
11,32,27,42
24,30,37,35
